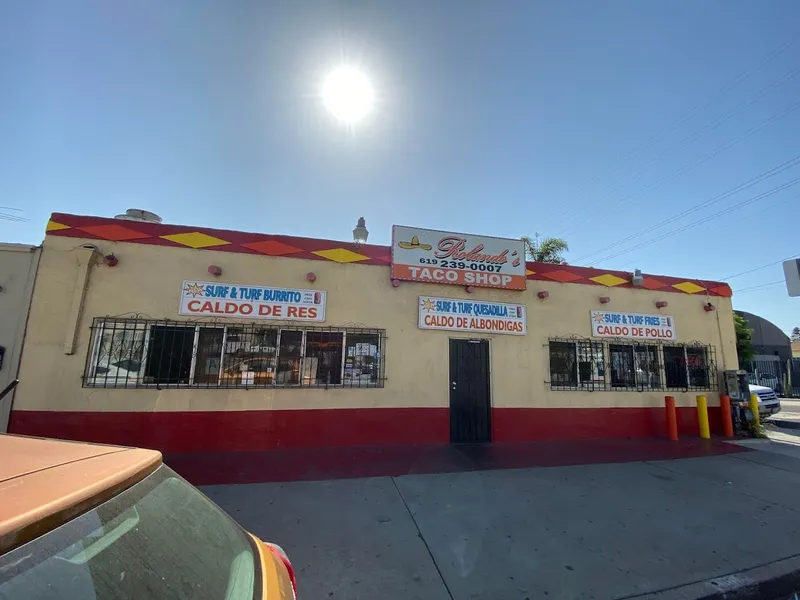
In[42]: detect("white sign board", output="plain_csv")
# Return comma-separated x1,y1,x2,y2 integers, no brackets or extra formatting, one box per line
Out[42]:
179,281,325,321
591,310,675,341
392,226,527,290
419,296,527,335
784,259,800,297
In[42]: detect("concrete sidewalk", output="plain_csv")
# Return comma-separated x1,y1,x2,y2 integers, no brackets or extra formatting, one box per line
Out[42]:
201,442,800,600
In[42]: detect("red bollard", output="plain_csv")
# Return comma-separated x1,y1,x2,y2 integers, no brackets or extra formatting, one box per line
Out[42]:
720,394,734,438
665,396,678,441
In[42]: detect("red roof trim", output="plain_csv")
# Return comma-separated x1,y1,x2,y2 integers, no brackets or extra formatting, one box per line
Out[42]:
45,213,732,297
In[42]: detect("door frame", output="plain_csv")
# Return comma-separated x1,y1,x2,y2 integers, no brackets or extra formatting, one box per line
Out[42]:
448,336,492,443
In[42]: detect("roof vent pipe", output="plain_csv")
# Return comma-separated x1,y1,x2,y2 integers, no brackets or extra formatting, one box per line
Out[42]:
114,209,162,223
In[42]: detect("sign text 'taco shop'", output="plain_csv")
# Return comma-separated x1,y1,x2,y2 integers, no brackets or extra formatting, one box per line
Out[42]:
179,281,326,322
392,226,527,291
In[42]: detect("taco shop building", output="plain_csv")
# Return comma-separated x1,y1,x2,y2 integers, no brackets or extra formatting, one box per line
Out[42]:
9,213,737,453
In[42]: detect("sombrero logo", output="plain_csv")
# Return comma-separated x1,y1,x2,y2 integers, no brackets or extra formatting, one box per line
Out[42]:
398,236,432,251
392,225,527,291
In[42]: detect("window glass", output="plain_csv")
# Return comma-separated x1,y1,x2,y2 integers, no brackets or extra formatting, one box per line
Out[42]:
664,346,688,388
687,347,710,388
0,466,258,600
634,345,661,389
143,326,194,384
577,342,605,385
194,328,224,384
549,342,577,386
276,330,303,384
85,319,384,389
221,328,277,385
305,332,344,385
87,323,146,386
609,344,635,388
344,333,381,385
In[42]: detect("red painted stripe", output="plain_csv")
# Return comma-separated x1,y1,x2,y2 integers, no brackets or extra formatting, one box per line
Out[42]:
8,408,450,453
9,406,724,453
492,406,722,442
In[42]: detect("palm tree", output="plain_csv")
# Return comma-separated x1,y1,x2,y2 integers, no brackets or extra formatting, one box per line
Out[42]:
521,233,569,264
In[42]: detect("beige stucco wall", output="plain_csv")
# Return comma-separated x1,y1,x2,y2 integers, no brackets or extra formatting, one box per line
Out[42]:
14,235,737,413
0,243,41,430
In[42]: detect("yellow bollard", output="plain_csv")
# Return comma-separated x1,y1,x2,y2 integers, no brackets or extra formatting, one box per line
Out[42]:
749,393,761,428
696,395,710,439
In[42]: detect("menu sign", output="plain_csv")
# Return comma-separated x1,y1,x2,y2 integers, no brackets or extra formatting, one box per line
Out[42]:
418,296,527,335
179,281,326,322
591,310,675,340
392,225,527,290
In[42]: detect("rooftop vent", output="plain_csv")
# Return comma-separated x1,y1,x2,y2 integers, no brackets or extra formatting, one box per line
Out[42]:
114,209,162,223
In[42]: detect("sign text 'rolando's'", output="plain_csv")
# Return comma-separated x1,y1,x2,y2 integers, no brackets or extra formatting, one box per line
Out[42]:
418,296,527,335
392,225,527,290
591,310,675,341
179,281,326,322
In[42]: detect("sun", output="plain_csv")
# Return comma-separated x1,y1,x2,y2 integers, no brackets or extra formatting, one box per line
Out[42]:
322,66,375,124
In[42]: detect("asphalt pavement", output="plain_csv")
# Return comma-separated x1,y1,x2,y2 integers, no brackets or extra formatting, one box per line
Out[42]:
202,442,800,600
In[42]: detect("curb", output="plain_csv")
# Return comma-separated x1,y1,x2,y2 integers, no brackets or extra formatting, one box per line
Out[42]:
768,418,800,431
626,554,800,600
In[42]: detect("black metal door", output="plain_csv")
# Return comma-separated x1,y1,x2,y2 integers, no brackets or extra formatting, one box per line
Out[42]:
449,339,491,443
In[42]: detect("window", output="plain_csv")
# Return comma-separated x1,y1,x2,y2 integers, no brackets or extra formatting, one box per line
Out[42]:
663,346,687,388
608,344,660,389
687,347,710,388
548,340,604,390
664,345,714,390
577,342,605,386
85,319,385,389
305,332,344,385
634,345,661,389
344,333,382,385
86,322,147,386
276,330,303,384
143,325,194,385
548,338,716,392
609,344,635,388
549,341,577,387
221,328,277,386
194,328,224,384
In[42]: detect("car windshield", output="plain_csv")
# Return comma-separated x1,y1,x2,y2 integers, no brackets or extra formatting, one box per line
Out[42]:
0,465,259,600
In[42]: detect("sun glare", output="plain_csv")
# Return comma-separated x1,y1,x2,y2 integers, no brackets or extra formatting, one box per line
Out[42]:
322,66,375,124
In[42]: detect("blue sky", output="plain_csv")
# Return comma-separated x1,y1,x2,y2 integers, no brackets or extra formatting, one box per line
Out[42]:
1,0,798,334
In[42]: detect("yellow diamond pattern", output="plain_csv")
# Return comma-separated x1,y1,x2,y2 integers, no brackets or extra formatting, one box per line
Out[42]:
313,247,369,263
161,232,231,249
672,281,705,294
46,220,70,232
590,273,628,287
526,269,535,276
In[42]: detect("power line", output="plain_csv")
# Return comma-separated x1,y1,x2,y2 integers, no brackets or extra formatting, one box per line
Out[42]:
0,213,28,223
549,62,800,233
555,94,800,240
733,280,784,293
537,42,789,224
722,254,800,281
571,153,800,263
591,183,800,264
599,189,799,272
